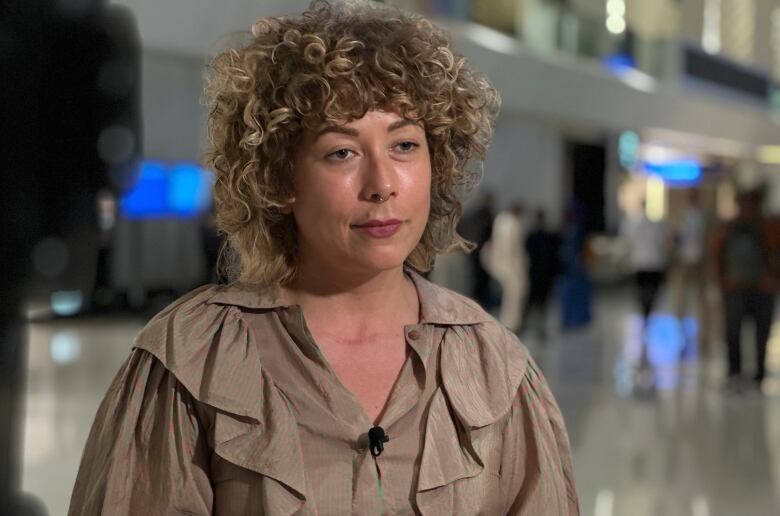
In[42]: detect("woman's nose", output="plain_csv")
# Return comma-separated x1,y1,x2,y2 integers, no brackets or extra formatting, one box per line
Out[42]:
360,152,397,203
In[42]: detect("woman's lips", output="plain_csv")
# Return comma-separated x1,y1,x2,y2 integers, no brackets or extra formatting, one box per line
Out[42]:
353,219,403,238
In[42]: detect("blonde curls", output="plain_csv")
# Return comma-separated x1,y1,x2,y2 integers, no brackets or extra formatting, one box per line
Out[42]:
204,0,500,286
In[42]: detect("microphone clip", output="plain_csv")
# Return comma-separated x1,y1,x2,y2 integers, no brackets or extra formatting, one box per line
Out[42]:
368,426,389,457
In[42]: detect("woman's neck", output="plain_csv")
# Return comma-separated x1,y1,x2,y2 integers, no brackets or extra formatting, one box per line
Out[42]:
281,265,419,333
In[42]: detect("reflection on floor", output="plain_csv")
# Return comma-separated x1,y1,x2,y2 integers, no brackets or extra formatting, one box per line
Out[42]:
20,287,780,516
21,315,145,516
526,288,780,516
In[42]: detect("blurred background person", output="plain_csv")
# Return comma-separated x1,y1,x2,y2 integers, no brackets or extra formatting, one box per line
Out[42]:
92,189,119,313
710,187,778,392
559,201,591,330
621,200,672,325
482,201,528,333
458,190,496,308
671,189,707,353
522,209,561,340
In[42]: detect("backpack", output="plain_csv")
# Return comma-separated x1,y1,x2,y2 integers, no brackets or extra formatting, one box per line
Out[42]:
723,219,768,287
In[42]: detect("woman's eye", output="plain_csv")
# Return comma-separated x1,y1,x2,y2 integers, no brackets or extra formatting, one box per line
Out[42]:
328,148,353,161
396,141,418,152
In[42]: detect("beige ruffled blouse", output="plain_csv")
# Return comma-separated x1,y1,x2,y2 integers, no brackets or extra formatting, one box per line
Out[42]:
69,271,579,515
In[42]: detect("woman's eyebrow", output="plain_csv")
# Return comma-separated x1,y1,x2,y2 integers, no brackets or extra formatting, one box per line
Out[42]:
315,119,421,141
387,119,419,132
315,125,359,140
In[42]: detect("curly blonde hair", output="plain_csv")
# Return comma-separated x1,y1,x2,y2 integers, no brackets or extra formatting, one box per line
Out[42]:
204,0,499,286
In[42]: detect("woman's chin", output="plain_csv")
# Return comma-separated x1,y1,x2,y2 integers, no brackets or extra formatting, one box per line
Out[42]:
346,252,410,276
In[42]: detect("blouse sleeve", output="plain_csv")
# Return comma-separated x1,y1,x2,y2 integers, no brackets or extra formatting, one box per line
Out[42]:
500,357,580,516
68,348,213,515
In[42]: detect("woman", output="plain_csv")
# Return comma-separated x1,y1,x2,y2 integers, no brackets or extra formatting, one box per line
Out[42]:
483,202,528,332
69,2,579,514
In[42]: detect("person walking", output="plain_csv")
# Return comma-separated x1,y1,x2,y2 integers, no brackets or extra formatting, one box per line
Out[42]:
522,210,561,339
710,188,778,391
671,190,707,356
459,191,495,307
483,202,528,333
621,203,672,324
559,201,591,330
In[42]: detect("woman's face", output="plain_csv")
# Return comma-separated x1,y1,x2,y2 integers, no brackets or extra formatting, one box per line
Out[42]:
290,109,431,277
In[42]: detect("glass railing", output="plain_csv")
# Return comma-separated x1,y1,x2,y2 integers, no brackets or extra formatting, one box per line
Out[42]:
429,0,773,106
429,0,676,77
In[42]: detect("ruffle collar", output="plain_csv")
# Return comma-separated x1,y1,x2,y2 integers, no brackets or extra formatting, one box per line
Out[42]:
416,323,528,514
205,269,493,326
132,279,527,515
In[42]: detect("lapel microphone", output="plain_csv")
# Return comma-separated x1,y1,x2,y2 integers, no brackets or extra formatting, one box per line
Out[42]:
368,426,389,457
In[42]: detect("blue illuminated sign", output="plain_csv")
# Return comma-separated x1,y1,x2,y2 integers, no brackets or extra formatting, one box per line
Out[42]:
643,159,702,186
120,160,215,219
602,53,636,76
618,130,640,169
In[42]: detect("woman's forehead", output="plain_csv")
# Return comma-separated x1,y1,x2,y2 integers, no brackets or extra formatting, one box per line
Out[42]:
302,108,423,135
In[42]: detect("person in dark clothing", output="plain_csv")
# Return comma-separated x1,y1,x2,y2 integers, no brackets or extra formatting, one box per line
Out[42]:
560,201,592,329
710,188,778,390
460,191,495,307
522,210,561,339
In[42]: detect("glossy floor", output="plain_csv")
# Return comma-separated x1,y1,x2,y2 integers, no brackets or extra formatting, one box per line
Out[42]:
19,287,780,516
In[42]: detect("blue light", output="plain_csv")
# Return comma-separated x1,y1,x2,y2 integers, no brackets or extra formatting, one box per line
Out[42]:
619,313,700,392
645,314,686,367
50,331,82,364
120,160,214,219
169,163,214,215
602,53,636,76
644,314,699,390
50,290,83,316
121,161,167,218
618,131,640,169
643,159,702,185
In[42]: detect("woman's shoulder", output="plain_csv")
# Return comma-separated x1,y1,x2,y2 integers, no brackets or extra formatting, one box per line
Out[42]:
133,283,239,358
132,282,274,418
78,283,309,510
134,281,281,352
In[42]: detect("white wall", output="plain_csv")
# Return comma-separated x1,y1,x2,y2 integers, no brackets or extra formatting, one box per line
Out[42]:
113,0,310,56
141,49,207,161
481,117,565,227
115,0,311,163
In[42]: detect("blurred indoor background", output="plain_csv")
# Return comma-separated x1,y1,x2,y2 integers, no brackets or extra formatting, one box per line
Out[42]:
2,0,780,515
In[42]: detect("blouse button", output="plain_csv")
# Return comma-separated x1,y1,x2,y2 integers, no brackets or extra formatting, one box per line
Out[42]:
407,329,422,341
